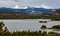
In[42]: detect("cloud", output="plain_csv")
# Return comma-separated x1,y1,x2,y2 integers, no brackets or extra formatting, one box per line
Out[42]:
0,0,15,7
13,0,21,2
0,0,60,8
0,0,41,7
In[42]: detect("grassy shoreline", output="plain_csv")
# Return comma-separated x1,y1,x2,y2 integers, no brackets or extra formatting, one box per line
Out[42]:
0,14,60,21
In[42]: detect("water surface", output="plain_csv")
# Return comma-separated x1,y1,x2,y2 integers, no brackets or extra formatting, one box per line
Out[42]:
0,19,60,33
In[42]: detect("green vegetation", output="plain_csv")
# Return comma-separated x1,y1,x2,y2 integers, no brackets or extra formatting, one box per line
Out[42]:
41,25,47,29
0,13,60,20
52,25,60,29
0,22,60,36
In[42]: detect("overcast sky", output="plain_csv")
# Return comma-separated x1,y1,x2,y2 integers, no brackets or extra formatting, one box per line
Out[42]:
0,0,60,9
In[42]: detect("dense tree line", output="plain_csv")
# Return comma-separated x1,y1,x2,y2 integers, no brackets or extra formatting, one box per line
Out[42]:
0,13,60,20
52,25,60,29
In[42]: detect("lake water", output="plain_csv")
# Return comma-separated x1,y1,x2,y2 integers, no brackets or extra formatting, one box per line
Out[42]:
0,19,60,33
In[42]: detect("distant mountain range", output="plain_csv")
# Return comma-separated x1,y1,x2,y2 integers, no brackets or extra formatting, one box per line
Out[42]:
48,9,60,15
0,7,58,14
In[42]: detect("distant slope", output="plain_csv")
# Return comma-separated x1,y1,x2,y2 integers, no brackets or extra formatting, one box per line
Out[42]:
48,9,60,15
0,7,54,14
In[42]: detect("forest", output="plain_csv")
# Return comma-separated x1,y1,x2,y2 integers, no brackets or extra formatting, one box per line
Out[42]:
0,13,60,20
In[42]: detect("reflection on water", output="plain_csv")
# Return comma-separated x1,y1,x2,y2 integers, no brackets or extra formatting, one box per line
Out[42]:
0,19,60,33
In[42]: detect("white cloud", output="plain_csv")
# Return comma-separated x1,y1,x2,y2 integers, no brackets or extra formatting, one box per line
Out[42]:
0,0,17,7
0,0,60,9
0,0,42,7
41,4,53,9
13,4,19,9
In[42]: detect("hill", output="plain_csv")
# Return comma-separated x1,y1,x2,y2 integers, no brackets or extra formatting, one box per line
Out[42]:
0,7,54,14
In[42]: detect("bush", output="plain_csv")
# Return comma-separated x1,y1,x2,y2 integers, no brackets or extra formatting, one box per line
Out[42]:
41,25,47,29
52,25,60,29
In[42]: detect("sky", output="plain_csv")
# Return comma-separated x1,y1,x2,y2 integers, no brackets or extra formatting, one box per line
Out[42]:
0,0,60,9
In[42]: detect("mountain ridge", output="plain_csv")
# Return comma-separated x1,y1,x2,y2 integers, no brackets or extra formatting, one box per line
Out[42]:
0,7,57,14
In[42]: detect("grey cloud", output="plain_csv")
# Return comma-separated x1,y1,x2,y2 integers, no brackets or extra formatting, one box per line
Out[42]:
0,0,60,8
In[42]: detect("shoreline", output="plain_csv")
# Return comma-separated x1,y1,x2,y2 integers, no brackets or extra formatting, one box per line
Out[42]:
0,19,60,21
